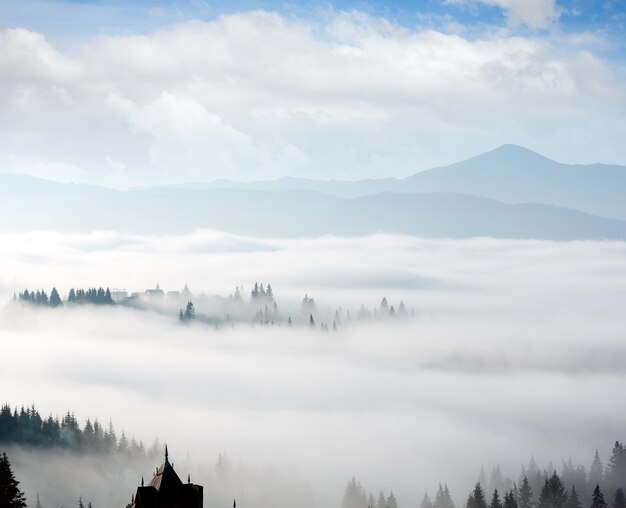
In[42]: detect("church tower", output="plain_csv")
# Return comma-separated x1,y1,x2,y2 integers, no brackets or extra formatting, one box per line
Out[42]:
126,447,203,508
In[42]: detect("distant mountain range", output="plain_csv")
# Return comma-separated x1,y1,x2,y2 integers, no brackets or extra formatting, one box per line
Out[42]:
2,144,626,240
147,145,626,221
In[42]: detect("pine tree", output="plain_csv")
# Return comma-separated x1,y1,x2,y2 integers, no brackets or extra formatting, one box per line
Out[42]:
49,288,62,307
591,486,607,508
421,493,433,508
435,485,446,508
504,491,519,508
266,284,274,301
490,490,503,508
377,492,386,508
380,297,389,313
386,492,398,508
309,314,315,328
434,484,454,508
35,493,42,508
469,483,488,508
613,489,625,508
590,451,604,490
607,442,626,494
82,419,95,450
342,477,367,508
118,431,129,453
565,487,581,508
251,283,259,300
0,451,27,508
184,301,195,321
538,472,568,508
519,476,534,508
491,466,505,495
78,497,85,508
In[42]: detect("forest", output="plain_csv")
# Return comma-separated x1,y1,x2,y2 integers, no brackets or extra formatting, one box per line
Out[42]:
11,283,411,331
0,404,155,456
342,443,626,508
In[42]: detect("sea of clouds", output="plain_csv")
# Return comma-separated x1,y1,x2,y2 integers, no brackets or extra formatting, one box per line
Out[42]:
1,230,626,507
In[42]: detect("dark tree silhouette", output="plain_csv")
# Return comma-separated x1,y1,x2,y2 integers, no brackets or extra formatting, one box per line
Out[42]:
538,472,569,508
467,483,488,508
0,403,148,457
490,490,503,508
591,485,607,508
565,486,582,508
519,477,534,508
504,490,518,508
0,451,27,508
607,442,626,494
590,452,604,491
613,489,625,508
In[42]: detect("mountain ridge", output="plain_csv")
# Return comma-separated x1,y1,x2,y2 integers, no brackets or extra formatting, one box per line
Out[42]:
126,144,626,220
2,144,626,240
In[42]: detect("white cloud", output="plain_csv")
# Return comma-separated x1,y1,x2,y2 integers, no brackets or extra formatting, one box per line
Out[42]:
480,0,560,29
0,10,624,186
2,232,626,506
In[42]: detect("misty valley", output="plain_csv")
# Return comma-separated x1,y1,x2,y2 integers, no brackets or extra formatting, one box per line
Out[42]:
2,1,626,507
1,402,625,508
1,231,626,507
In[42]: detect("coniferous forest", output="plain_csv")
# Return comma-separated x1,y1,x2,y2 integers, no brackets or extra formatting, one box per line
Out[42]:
0,404,154,456
341,442,626,508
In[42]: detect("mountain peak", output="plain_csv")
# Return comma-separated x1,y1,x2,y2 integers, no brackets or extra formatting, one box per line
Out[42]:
484,143,553,160
448,143,559,172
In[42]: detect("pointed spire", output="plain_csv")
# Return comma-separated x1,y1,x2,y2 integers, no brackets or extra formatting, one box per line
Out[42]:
188,473,191,484
131,494,134,504
165,444,169,461
141,477,144,487
234,499,237,508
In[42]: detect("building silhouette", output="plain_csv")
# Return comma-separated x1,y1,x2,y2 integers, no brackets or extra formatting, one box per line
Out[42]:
126,447,202,508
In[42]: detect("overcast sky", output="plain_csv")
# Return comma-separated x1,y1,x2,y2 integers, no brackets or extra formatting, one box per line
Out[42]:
1,0,625,187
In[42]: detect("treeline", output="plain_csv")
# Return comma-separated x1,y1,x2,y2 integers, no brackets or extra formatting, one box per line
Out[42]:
0,404,156,456
15,287,114,306
466,444,626,508
16,288,62,306
250,282,275,303
68,287,114,305
343,442,626,508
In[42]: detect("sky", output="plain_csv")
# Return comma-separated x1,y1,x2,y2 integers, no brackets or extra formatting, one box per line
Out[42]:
1,0,625,187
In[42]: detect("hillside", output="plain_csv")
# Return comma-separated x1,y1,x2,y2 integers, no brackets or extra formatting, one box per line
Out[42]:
1,174,625,240
160,145,626,220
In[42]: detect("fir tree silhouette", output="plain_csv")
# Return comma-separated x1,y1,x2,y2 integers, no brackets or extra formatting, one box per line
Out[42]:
0,451,27,508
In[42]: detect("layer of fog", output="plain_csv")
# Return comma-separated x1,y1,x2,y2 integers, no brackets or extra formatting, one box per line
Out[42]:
1,230,626,507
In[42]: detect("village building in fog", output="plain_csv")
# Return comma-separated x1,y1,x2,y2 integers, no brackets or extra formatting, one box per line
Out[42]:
126,447,202,508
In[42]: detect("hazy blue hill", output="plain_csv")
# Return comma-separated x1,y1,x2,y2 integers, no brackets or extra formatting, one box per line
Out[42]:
163,145,626,220
1,173,625,240
403,144,626,220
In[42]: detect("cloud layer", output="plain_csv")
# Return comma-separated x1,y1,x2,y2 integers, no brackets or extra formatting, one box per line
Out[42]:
2,231,626,506
0,9,625,186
